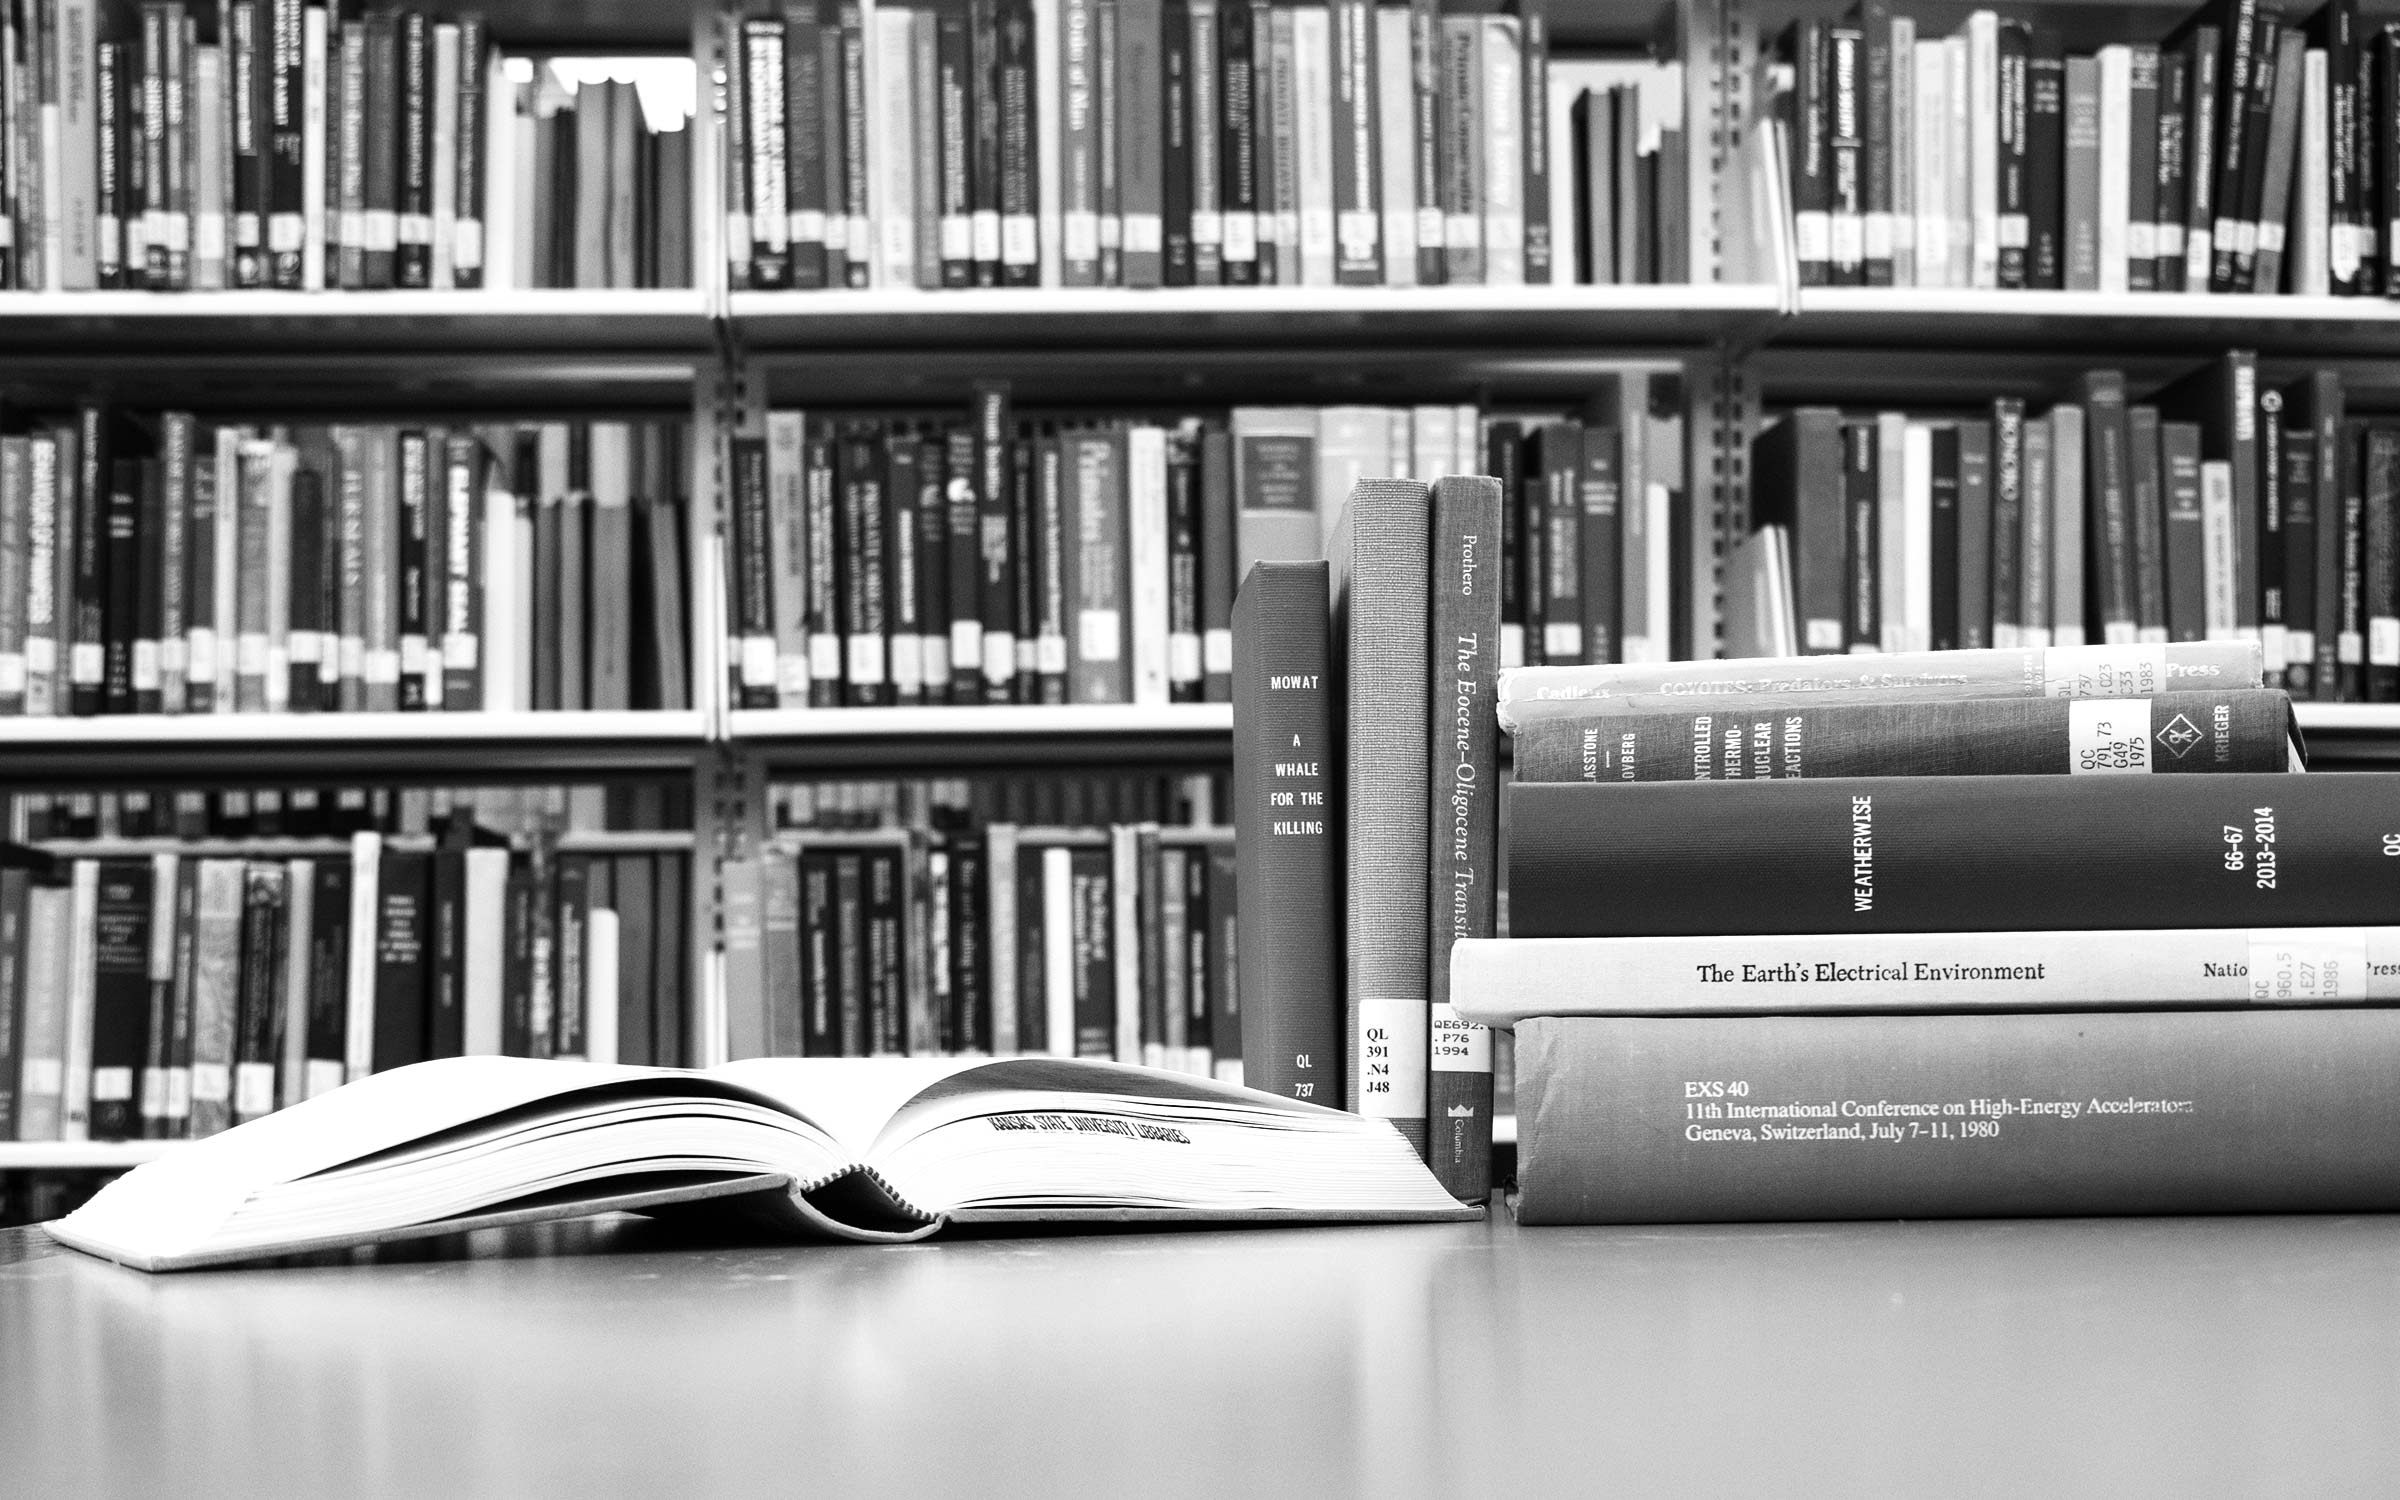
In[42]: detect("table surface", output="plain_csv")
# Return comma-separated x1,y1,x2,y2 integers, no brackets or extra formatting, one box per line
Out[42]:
6,1209,2400,1499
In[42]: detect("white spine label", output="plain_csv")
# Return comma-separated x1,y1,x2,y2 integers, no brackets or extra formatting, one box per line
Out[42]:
1430,1002,1492,1073
2249,928,2367,1005
1357,996,1427,1116
2068,698,2153,773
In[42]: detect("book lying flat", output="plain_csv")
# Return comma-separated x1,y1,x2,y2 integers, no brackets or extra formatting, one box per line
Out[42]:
49,1056,1479,1271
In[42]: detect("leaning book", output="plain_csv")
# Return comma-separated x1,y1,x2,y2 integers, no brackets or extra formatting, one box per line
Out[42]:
48,1056,1477,1270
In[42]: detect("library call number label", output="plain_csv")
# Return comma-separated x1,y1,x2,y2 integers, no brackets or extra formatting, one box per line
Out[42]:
1676,1083,2196,1144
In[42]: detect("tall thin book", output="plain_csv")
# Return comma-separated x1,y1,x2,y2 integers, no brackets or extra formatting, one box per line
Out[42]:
48,1056,1476,1271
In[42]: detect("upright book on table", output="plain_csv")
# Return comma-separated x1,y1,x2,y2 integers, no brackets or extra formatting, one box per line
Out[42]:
1425,475,1501,1203
1329,478,1430,1157
1231,560,1340,1107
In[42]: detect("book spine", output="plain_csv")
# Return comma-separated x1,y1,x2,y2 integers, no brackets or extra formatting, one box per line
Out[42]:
933,2,972,286
1060,0,1098,284
837,427,889,705
1329,0,1375,284
69,409,106,717
267,0,300,285
2156,39,2187,291
1928,424,1959,648
2306,374,2346,698
884,430,922,702
913,11,940,289
1231,561,1337,1103
2062,53,2099,289
999,0,1038,285
2230,10,2280,292
1956,420,1992,648
2128,405,2169,642
451,16,483,289
2022,36,2063,286
1843,419,1879,649
2184,26,2220,287
974,383,1015,701
2285,416,2318,692
2128,45,2160,291
2162,419,2208,640
1509,689,2293,783
766,411,812,707
1165,427,1202,700
1333,479,1430,1151
86,859,151,1141
1162,0,1192,284
1513,1010,2400,1222
1573,423,1615,664
1216,0,1255,282
1508,773,2400,939
1426,475,1501,1199
442,436,480,709
1438,14,1477,283
730,437,778,710
745,17,791,289
2253,28,2303,294
1200,424,1233,699
2261,394,2290,669
1187,0,1219,283
1462,925,2400,1024
2369,424,2400,698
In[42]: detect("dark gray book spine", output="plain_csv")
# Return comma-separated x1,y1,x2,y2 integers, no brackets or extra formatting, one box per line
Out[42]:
2082,371,2137,643
1330,0,1377,284
1514,1010,2400,1223
2128,405,2168,641
2127,45,2160,290
1843,421,1878,649
1507,772,2400,940
1990,401,2025,644
1426,476,1500,1202
2300,372,2346,697
2211,0,2260,290
1508,688,2294,783
1201,425,1234,700
1231,561,1339,1105
1956,420,1993,649
2283,423,2317,696
2024,37,2065,286
2063,54,2099,289
2162,419,2209,642
1331,480,1430,1150
1929,425,1959,651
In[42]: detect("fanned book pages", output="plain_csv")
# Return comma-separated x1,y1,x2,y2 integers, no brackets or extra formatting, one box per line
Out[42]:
46,1055,1475,1271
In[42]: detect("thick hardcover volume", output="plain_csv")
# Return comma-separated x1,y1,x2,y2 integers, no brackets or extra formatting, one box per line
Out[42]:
1508,773,2400,940
1330,480,1430,1155
2024,36,2064,285
1231,561,1339,1107
1510,689,2294,782
1512,1010,2400,1223
1426,476,1500,1201
1454,927,2400,1024
1496,640,2266,728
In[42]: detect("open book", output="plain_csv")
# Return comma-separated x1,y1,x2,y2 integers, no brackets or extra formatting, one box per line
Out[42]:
48,1056,1478,1270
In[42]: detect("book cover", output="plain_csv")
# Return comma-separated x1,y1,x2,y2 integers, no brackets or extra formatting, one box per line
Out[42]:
1512,1010,2400,1223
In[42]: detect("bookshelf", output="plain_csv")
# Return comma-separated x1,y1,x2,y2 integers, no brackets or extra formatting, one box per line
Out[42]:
13,0,2400,1201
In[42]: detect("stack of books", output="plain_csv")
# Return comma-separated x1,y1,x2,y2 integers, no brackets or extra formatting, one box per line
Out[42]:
1229,472,1506,1203
0,5,693,294
1742,355,2390,703
1451,642,2400,1221
0,782,697,1148
0,408,693,718
719,0,1689,291
1769,0,2386,296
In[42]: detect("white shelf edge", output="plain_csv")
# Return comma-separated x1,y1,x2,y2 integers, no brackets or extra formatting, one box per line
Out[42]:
728,704,1234,738
0,288,711,318
1795,287,2400,323
731,283,1785,317
0,710,709,745
0,1141,181,1169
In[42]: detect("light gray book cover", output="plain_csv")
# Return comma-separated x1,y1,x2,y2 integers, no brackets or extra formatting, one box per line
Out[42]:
1328,477,1429,1155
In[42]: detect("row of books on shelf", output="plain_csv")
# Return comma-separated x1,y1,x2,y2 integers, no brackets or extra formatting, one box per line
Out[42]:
4,779,698,843
1451,633,2400,1219
721,0,1688,291
720,822,1237,1074
1741,354,2393,700
0,823,697,1145
1771,0,2395,297
767,771,1226,832
722,374,1685,708
0,410,691,718
0,3,692,293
